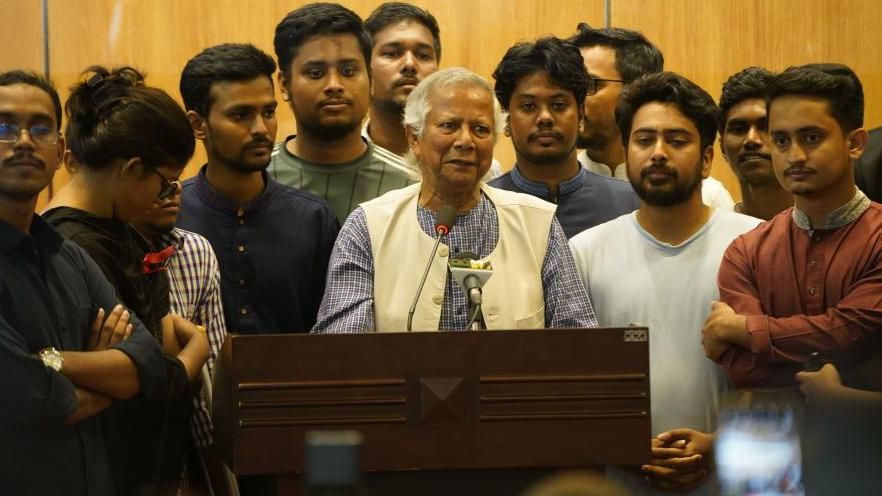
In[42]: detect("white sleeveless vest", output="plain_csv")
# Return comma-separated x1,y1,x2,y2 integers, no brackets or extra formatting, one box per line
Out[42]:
362,182,555,331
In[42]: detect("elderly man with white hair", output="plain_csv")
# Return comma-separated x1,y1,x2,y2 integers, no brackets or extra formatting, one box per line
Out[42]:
314,67,596,332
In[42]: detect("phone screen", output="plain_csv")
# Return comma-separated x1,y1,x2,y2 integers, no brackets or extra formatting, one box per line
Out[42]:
715,407,804,496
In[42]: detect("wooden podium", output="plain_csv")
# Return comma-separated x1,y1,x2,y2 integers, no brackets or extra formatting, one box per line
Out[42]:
213,328,651,494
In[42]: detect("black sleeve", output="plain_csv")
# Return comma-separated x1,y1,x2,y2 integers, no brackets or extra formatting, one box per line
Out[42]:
308,208,341,328
77,246,166,402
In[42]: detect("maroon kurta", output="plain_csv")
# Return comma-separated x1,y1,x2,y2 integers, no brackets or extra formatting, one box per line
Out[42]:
717,202,882,388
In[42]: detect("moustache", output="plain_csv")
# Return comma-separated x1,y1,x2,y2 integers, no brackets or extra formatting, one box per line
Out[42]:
529,131,564,141
640,164,677,180
244,138,273,149
738,151,772,163
319,98,353,108
394,77,420,88
4,153,45,170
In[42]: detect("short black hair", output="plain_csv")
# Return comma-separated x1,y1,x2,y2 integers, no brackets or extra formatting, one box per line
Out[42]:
567,23,664,82
180,43,277,117
616,71,720,150
65,66,194,172
365,2,441,61
492,37,589,111
719,66,775,136
767,63,864,133
274,2,372,79
0,70,63,130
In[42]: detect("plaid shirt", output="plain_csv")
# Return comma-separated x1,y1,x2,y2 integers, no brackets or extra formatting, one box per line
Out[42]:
157,228,227,447
314,192,597,332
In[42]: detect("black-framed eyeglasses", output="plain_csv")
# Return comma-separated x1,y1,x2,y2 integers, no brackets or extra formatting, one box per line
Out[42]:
0,122,60,146
150,168,180,200
587,77,627,96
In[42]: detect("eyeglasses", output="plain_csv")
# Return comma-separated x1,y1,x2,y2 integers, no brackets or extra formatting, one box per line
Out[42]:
150,168,181,200
0,122,60,146
587,77,627,96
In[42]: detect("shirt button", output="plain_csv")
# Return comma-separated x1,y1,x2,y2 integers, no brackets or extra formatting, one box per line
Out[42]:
238,219,245,226
237,245,245,253
812,235,822,243
239,279,246,286
432,295,443,305
809,287,817,296
240,307,248,315
438,246,449,257
809,260,817,268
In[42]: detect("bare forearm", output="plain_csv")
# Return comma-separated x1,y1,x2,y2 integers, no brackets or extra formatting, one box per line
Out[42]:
172,315,210,383
65,387,112,425
60,349,140,399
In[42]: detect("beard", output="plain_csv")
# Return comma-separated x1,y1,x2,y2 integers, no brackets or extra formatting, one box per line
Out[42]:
513,134,576,166
298,117,361,142
629,160,703,207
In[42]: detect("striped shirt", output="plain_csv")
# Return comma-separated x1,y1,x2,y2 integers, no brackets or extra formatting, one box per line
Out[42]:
313,192,598,332
269,136,416,223
157,227,227,448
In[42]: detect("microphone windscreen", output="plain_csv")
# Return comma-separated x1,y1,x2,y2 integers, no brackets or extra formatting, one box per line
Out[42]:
435,205,457,234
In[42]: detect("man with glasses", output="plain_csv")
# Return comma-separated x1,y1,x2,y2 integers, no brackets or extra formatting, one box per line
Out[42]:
488,37,638,238
0,70,166,495
568,23,735,210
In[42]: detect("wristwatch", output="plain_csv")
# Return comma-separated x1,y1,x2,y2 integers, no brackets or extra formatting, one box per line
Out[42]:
39,347,64,372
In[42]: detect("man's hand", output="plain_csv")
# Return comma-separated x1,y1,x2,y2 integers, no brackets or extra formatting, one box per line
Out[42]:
87,304,132,351
702,301,748,361
642,429,715,491
796,363,842,401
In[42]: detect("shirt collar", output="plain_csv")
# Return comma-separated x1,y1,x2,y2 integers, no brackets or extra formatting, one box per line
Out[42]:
509,164,587,199
0,214,65,254
792,188,870,231
193,164,277,216
155,228,184,251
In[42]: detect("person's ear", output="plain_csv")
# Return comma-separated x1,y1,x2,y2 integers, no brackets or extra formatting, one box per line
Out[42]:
120,157,142,179
847,128,868,161
406,126,421,159
701,145,714,179
278,72,291,103
187,111,208,140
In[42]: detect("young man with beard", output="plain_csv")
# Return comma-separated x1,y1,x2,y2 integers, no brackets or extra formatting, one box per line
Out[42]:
703,64,882,390
488,36,637,238
177,43,339,337
719,67,791,220
568,23,735,211
569,72,760,495
269,3,415,222
0,70,165,495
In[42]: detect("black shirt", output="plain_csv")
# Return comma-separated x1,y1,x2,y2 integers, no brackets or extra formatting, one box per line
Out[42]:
43,206,170,338
0,215,165,495
489,165,639,238
856,126,882,203
178,166,339,334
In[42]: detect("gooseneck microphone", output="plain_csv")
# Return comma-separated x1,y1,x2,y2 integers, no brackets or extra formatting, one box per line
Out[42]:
406,205,457,331
449,255,494,330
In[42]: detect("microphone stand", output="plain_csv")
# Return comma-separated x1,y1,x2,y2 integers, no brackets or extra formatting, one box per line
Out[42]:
406,233,446,332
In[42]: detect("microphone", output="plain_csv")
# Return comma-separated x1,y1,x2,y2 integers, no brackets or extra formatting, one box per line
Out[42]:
449,253,493,330
406,205,457,331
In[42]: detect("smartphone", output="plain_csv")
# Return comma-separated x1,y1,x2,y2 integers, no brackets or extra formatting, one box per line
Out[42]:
715,406,804,496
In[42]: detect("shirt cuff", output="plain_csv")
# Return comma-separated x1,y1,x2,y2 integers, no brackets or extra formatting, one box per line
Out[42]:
746,314,774,364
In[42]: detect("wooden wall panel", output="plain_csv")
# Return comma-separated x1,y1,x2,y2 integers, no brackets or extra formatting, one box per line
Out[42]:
611,0,882,201
0,0,52,210
47,0,604,192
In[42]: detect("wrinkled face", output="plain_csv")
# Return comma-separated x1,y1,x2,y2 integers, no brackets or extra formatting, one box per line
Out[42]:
625,102,711,206
283,33,370,141
0,84,63,201
577,45,624,151
768,95,859,199
370,21,439,113
722,97,775,185
507,70,581,166
408,85,495,195
196,76,277,173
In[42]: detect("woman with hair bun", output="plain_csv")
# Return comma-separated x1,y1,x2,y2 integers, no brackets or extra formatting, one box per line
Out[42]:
44,66,208,495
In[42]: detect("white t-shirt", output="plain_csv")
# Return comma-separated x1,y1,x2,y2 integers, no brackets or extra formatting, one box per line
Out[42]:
577,150,736,211
569,209,760,495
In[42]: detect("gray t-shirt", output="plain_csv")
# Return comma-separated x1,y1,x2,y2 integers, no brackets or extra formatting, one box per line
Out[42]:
269,136,415,222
